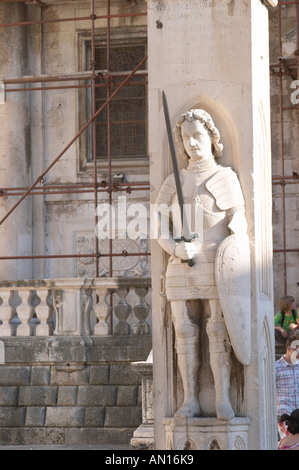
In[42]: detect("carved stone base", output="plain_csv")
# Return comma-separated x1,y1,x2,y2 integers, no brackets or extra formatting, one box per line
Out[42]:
131,424,155,450
131,351,155,450
163,417,250,450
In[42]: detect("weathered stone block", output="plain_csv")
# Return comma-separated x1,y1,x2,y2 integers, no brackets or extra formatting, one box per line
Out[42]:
25,407,46,426
30,366,50,385
57,386,78,406
48,341,90,363
77,385,117,406
89,365,110,385
105,406,142,428
0,428,65,445
0,386,18,406
116,386,138,406
88,336,152,363
109,364,141,385
0,366,30,385
50,364,89,386
2,338,50,363
0,407,26,427
45,407,85,427
84,406,105,427
65,427,135,445
18,386,58,406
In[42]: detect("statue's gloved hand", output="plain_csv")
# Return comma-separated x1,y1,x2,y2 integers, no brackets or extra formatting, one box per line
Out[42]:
174,240,202,260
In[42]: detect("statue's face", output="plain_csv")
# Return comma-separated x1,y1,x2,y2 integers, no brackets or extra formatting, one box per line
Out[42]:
181,119,213,162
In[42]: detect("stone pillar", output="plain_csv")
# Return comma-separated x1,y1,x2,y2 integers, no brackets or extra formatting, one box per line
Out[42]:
147,0,277,450
163,417,250,450
0,3,32,280
131,350,155,450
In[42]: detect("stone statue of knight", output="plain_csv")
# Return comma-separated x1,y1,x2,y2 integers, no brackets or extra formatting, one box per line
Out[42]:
155,108,251,420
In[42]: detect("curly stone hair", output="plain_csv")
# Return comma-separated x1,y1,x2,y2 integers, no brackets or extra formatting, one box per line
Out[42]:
174,109,224,160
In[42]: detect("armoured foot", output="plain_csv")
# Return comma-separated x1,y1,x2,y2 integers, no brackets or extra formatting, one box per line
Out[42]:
174,399,201,419
216,400,235,421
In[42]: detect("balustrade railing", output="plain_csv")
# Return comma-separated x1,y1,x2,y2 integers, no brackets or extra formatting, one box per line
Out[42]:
0,278,151,337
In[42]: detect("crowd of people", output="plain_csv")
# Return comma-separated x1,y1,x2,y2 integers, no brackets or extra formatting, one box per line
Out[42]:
275,295,299,450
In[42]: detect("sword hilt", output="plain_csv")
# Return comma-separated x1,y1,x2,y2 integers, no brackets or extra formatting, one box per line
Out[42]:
175,236,198,268
182,259,195,267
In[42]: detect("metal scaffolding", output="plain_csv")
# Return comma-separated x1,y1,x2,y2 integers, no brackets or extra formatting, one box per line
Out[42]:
270,0,299,294
1,0,298,298
0,0,150,279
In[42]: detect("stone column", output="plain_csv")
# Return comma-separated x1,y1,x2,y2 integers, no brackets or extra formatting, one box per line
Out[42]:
131,350,155,450
147,0,277,450
0,3,32,280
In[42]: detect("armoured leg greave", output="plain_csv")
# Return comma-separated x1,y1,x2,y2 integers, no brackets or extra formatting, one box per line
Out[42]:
207,300,234,420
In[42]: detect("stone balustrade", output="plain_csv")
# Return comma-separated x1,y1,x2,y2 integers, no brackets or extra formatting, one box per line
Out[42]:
0,278,151,337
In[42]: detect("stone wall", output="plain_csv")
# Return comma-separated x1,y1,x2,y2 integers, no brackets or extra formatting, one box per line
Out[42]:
269,5,299,307
0,336,151,445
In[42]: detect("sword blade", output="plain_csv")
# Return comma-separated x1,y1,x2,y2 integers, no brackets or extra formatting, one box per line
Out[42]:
161,91,191,241
161,91,185,225
161,92,195,267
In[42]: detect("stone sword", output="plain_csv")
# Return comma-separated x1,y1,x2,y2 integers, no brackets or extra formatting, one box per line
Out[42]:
161,91,196,267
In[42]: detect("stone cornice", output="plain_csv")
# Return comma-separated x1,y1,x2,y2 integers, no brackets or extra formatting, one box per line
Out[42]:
260,0,278,7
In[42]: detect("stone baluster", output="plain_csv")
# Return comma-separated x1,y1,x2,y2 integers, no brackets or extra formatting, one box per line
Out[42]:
52,290,62,335
114,287,132,335
81,288,92,335
45,290,55,335
93,287,112,335
15,290,33,336
133,287,150,335
0,291,13,336
34,289,51,336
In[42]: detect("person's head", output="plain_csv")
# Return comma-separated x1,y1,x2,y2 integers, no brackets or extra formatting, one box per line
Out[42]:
279,295,295,313
280,409,299,435
285,334,299,362
174,109,223,162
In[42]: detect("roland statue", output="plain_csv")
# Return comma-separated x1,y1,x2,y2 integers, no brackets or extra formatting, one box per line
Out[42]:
156,106,251,420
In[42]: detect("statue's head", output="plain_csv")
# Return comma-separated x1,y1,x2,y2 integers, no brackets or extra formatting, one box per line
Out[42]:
174,109,223,160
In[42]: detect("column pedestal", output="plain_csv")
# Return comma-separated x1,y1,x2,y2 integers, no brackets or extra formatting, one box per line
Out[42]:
131,350,155,450
163,417,250,451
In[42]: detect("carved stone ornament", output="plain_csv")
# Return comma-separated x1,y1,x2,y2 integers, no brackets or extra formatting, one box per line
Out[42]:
76,234,150,278
261,0,278,7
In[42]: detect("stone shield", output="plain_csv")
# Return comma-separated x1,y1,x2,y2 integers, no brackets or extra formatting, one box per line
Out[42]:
215,234,251,366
